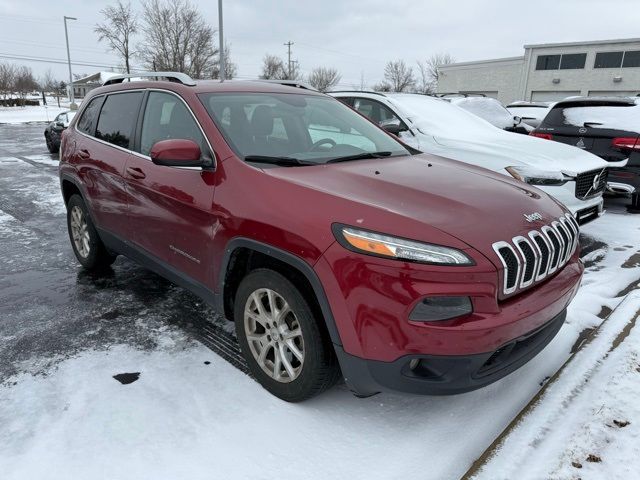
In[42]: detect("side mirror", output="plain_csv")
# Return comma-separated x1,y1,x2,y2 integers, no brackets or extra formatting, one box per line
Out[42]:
382,123,406,136
150,139,202,167
55,121,65,128
513,115,522,126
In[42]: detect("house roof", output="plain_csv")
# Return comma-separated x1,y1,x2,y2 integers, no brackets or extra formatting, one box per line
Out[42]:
73,71,122,85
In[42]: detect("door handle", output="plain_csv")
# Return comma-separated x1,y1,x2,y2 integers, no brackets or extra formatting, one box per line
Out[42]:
126,166,146,179
77,149,90,159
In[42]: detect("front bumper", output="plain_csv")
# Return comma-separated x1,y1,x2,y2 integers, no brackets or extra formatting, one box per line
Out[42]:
336,309,566,396
538,183,604,225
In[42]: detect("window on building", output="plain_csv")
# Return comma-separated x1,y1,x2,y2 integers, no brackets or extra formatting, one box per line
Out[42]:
622,50,640,68
559,53,587,70
536,55,561,70
594,51,624,68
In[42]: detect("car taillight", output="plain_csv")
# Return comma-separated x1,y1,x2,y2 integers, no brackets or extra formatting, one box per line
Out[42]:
611,137,640,151
529,132,553,140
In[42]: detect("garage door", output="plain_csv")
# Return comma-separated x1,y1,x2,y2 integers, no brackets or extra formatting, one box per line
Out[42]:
531,91,581,102
588,90,639,97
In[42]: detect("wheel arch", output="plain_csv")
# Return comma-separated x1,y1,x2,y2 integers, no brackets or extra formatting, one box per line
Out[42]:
219,238,343,347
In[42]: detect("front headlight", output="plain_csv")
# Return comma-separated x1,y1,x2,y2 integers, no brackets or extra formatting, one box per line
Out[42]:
506,166,569,186
333,225,474,265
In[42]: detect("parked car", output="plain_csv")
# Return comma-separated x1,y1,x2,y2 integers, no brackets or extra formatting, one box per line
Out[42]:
331,92,608,224
44,110,76,153
446,96,532,134
60,73,584,402
531,97,639,196
506,101,552,129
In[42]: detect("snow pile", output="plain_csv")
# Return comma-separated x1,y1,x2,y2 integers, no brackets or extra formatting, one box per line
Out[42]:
0,105,69,124
450,97,515,130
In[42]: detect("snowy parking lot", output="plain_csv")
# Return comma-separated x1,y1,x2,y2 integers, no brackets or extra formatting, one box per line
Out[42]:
1,123,640,480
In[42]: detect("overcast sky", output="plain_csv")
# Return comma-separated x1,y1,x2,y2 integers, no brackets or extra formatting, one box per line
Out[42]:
0,0,638,87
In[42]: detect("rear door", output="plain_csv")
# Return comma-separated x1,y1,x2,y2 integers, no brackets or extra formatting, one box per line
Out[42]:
125,89,216,285
74,91,143,238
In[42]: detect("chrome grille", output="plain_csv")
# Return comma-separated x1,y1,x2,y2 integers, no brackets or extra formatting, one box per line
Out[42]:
575,168,607,199
493,214,580,297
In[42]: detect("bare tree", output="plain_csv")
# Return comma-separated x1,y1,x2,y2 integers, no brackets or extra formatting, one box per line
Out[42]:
13,66,38,105
95,1,138,74
0,62,16,100
307,67,341,92
41,69,64,107
382,60,415,92
259,53,301,80
417,52,454,93
211,44,237,80
140,0,218,78
260,54,284,80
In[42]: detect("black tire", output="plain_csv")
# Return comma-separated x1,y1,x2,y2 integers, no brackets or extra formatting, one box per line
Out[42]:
66,194,116,271
45,132,59,154
234,269,340,402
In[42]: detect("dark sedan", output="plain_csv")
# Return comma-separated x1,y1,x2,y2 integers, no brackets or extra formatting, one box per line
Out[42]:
44,111,76,154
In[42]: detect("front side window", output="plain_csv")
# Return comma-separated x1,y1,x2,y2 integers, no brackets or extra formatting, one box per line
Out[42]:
353,98,403,128
594,51,624,69
140,91,208,158
76,96,104,135
199,93,410,165
95,92,143,149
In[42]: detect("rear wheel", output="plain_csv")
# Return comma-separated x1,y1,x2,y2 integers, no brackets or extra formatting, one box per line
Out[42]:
66,194,116,270
45,132,59,154
234,269,340,402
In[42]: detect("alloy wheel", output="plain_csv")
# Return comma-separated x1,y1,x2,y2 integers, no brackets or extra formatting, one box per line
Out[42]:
70,205,90,258
243,288,305,383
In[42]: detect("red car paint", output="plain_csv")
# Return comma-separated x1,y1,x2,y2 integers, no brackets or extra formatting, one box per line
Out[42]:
60,80,583,396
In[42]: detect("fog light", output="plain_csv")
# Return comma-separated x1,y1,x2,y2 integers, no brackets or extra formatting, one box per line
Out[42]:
409,296,472,322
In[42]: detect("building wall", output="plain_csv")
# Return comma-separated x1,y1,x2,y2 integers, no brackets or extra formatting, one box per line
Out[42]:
438,38,640,104
522,39,640,101
437,57,524,104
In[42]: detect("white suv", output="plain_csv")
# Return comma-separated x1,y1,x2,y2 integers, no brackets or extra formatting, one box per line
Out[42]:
331,92,607,224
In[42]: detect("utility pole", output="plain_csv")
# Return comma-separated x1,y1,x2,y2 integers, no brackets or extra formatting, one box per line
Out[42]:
63,16,77,109
284,41,294,78
218,0,225,82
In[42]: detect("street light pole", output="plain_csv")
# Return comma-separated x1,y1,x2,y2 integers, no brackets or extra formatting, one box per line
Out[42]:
218,0,225,82
63,16,77,108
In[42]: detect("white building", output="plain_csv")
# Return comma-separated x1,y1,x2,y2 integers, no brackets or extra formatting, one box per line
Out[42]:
437,38,640,104
72,71,121,99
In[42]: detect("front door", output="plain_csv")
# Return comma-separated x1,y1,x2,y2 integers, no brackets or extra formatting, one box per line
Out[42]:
125,90,216,286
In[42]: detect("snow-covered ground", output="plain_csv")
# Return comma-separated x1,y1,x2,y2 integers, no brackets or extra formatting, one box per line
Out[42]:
0,97,72,124
1,125,639,480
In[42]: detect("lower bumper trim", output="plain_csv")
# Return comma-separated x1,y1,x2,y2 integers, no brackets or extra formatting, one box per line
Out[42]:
336,309,566,397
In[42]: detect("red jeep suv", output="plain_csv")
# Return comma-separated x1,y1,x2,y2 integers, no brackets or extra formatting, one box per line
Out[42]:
59,73,583,402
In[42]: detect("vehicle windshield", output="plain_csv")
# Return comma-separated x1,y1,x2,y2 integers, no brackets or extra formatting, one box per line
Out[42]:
506,105,549,119
199,92,411,165
543,102,640,132
450,97,515,129
387,93,502,140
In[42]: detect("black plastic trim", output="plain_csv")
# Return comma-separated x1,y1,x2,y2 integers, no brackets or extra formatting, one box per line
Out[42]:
218,238,343,346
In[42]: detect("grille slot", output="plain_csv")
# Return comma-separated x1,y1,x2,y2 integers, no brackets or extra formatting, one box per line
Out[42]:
493,215,579,297
575,168,608,199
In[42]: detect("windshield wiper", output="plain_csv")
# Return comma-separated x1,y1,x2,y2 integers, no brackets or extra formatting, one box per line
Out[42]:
244,155,310,167
326,151,394,164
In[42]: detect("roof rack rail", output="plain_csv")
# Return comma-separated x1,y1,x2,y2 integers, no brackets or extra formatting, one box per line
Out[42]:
102,72,196,87
328,90,387,97
252,79,317,91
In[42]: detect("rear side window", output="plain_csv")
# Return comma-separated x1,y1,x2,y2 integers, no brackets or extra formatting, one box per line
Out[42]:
95,92,143,149
76,97,103,135
139,91,208,157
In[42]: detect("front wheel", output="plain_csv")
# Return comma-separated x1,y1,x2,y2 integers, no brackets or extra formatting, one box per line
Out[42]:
45,132,59,154
234,269,340,402
66,194,116,271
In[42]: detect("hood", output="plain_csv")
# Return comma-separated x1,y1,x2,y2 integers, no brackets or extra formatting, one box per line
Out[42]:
431,129,608,176
264,154,567,256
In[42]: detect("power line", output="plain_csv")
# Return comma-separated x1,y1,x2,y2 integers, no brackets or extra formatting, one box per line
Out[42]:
0,52,142,72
